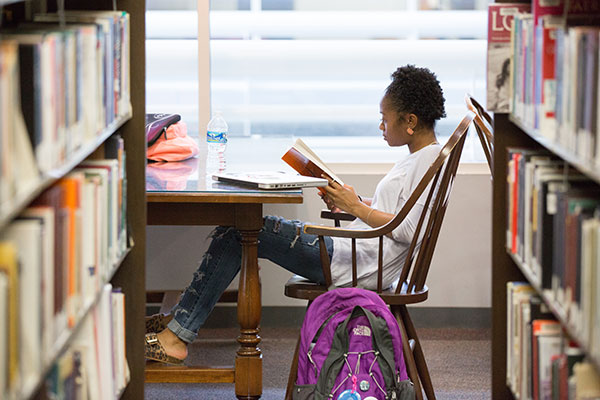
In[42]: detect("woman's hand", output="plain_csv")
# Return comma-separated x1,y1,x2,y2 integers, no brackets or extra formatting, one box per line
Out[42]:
318,192,342,213
320,175,362,215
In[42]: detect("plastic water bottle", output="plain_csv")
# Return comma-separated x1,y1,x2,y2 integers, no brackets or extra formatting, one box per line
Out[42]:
206,111,228,175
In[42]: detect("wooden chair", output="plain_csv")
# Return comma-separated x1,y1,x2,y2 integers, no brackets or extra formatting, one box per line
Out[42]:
465,94,494,176
283,112,475,400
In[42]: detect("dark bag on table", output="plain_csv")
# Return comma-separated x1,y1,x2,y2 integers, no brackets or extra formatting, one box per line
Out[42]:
145,113,181,146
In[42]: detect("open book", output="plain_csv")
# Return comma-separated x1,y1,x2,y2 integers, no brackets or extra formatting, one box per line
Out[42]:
281,139,344,191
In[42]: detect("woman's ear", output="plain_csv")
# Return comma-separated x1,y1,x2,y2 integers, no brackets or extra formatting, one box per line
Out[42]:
407,114,419,133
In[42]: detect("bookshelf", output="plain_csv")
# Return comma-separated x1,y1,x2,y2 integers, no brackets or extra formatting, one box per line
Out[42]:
19,248,131,400
0,0,145,399
491,1,600,398
0,113,131,231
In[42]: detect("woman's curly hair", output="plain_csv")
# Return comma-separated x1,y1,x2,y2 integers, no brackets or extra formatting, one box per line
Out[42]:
385,65,446,130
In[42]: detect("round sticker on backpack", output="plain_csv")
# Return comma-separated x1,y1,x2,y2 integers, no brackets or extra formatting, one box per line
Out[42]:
336,390,361,400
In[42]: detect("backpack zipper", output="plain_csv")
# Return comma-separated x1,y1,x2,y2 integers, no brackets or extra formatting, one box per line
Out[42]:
307,310,342,378
307,351,318,378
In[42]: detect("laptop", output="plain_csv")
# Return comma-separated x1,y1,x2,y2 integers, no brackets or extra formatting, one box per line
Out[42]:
212,171,328,189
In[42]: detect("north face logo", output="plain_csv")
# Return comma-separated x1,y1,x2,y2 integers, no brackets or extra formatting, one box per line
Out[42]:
352,325,371,337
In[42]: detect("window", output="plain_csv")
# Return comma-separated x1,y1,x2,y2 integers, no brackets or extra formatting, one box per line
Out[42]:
146,0,491,165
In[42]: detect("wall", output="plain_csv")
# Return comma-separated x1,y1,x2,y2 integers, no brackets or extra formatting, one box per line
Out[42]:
146,164,492,308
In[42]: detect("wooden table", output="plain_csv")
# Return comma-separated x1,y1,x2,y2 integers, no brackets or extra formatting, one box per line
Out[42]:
144,157,303,399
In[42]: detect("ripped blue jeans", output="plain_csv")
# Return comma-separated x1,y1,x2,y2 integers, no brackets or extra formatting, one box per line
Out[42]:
167,215,334,343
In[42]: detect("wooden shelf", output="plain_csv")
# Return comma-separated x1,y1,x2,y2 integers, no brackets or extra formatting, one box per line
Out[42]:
508,114,600,185
16,247,132,400
506,250,600,374
0,111,132,233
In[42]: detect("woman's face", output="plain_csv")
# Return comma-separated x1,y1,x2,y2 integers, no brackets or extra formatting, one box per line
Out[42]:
379,95,410,147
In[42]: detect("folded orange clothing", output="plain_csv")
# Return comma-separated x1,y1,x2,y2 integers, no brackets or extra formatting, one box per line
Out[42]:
147,121,199,162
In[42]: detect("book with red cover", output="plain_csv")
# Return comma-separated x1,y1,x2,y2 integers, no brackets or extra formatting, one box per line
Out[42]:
532,0,563,29
532,0,563,132
512,152,521,254
281,138,343,195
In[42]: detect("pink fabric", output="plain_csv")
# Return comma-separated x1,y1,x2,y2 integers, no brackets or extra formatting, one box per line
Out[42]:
147,121,199,162
146,159,198,191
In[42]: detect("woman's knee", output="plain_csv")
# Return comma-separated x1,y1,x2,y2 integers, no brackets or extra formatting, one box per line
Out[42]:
262,215,305,237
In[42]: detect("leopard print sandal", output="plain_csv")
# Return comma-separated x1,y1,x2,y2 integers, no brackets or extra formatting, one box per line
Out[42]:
144,333,184,365
145,313,172,334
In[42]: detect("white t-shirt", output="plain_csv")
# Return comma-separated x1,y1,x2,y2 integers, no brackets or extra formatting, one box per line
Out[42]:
330,143,442,289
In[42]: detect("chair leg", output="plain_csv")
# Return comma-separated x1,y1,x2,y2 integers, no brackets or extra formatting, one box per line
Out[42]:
399,305,436,400
285,332,301,400
393,306,423,400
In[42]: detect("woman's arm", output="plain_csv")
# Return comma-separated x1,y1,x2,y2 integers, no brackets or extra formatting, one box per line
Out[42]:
351,203,394,228
321,177,393,228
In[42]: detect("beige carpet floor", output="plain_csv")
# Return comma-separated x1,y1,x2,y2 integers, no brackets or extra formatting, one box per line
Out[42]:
145,327,491,399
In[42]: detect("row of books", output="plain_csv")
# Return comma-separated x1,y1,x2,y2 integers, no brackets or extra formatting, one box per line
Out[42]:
512,16,600,163
45,284,129,400
0,10,131,216
507,148,600,367
0,136,127,397
499,1,600,166
506,282,600,400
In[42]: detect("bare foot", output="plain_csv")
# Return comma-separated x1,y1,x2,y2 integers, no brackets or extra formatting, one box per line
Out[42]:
156,328,188,361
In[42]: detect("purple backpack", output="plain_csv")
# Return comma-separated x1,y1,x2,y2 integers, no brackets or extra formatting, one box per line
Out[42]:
293,288,415,400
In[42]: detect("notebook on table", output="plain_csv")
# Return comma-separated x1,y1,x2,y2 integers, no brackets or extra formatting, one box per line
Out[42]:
212,171,328,190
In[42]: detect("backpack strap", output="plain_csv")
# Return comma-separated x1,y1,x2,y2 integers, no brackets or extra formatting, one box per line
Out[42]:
315,306,397,399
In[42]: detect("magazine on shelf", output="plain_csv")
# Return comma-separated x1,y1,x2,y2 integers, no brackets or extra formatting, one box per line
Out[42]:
486,3,531,113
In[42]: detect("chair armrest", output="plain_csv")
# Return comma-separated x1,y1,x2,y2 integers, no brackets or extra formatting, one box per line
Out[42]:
304,222,389,238
320,209,357,222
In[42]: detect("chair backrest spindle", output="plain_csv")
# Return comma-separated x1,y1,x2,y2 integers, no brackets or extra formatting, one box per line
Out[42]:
351,238,357,287
465,95,494,177
377,236,384,293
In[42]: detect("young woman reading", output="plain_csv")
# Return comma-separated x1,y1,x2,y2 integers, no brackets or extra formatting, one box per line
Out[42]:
145,64,447,364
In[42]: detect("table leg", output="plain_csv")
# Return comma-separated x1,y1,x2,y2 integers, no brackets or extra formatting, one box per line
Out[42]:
235,205,263,399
